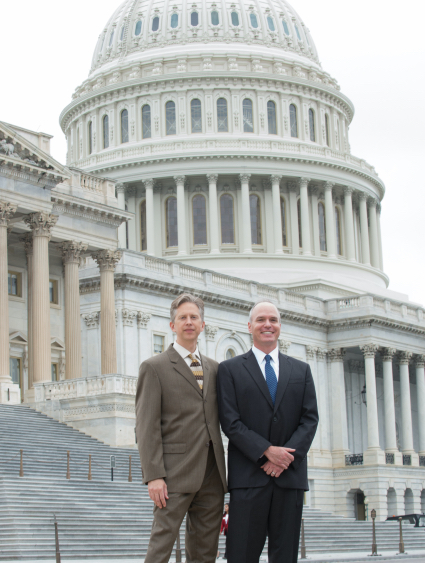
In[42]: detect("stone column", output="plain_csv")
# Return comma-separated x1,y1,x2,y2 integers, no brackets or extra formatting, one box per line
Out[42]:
116,184,127,249
61,241,88,380
415,355,425,456
310,186,321,256
205,325,218,359
288,183,299,255
24,213,58,384
299,177,312,256
343,187,356,261
206,174,220,254
358,193,371,266
376,203,384,271
0,203,20,403
360,344,385,464
137,312,151,367
381,348,401,462
92,250,122,375
174,176,187,256
21,234,33,391
143,179,156,256
328,348,349,466
398,351,418,464
324,182,336,258
239,173,252,254
368,198,380,269
271,175,283,254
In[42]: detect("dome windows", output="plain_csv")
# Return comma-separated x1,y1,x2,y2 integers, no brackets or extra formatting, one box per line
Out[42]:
211,10,219,25
282,19,290,35
231,12,239,26
121,109,129,143
152,16,159,32
267,16,275,31
289,104,298,138
243,99,253,133
135,20,142,36
220,194,235,244
318,202,326,251
166,101,176,135
166,197,178,247
294,24,302,41
170,13,178,28
103,115,109,149
192,195,207,245
267,101,277,135
250,13,258,28
250,195,262,245
142,105,151,139
119,25,125,41
191,99,202,133
217,98,228,132
309,109,315,142
280,197,287,246
88,121,93,155
109,31,114,46
191,11,199,26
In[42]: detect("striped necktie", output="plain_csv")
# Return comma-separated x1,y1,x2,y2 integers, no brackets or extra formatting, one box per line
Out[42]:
188,353,203,390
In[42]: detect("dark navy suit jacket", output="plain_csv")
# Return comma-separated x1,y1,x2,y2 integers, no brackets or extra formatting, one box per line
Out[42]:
217,349,318,491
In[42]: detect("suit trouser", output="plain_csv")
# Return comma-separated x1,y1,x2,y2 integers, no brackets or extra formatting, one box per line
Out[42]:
227,481,304,563
145,445,224,563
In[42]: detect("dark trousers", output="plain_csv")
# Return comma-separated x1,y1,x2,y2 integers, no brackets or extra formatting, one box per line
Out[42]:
227,481,304,563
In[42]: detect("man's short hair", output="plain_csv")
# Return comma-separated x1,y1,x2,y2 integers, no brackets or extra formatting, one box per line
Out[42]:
170,293,205,323
248,300,281,323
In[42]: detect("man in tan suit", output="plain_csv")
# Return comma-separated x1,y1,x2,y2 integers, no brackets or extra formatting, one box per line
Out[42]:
136,293,227,563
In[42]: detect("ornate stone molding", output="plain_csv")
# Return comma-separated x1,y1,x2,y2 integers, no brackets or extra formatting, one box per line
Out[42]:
398,351,413,365
143,178,155,190
122,309,137,326
270,175,283,185
20,233,33,256
24,212,58,238
381,347,397,362
368,197,378,208
205,325,218,342
82,311,99,328
61,241,88,264
0,202,17,227
316,348,327,361
91,249,122,272
328,348,345,362
415,354,425,368
324,181,334,192
358,191,368,202
262,178,272,190
348,359,364,372
206,174,218,183
305,345,317,361
239,173,251,184
287,182,298,193
137,311,151,328
173,175,186,186
360,343,379,358
116,183,126,194
298,177,311,189
278,338,291,355
343,186,354,195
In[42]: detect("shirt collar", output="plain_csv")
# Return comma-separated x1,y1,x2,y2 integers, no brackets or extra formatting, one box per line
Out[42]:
173,341,200,361
252,345,279,364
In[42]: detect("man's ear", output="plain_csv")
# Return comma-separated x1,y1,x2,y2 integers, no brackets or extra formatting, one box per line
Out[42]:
248,322,252,334
170,321,176,333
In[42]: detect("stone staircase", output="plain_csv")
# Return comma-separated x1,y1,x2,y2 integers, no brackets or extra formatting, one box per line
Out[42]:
1,404,425,560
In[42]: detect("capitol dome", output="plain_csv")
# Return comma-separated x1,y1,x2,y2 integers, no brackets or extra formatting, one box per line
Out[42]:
60,0,387,299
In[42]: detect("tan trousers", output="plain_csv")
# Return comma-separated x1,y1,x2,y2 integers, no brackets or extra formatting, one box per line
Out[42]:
145,446,224,563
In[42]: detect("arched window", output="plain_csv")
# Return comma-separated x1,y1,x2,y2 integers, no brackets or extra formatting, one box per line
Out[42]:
336,118,340,149
88,121,93,155
135,20,142,35
109,31,114,46
217,98,228,132
152,16,159,31
120,25,125,41
166,197,178,247
103,115,109,149
267,101,277,134
267,16,275,31
166,101,176,135
141,200,147,251
282,20,290,35
318,202,326,251
192,195,207,245
290,104,298,138
191,12,199,26
142,104,151,139
231,12,239,26
211,10,219,25
100,34,105,51
250,13,258,28
226,348,236,360
335,207,342,255
191,99,202,133
250,194,262,245
170,13,178,28
243,99,253,133
297,199,302,248
325,114,330,147
121,109,129,143
309,109,315,142
294,24,301,40
281,197,287,246
220,194,234,244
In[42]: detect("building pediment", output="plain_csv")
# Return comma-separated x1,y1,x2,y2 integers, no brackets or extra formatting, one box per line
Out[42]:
51,337,65,350
9,330,28,344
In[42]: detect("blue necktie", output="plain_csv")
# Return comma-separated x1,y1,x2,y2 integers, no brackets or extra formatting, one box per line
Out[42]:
265,355,278,405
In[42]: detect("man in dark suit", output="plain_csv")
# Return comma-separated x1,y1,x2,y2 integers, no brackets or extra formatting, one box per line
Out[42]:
217,300,318,563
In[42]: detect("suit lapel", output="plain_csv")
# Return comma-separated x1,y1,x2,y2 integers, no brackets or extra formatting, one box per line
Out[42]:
200,352,210,398
167,344,203,396
243,350,274,410
274,353,292,412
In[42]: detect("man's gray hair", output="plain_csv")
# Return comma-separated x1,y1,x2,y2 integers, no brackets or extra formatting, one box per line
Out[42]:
170,293,205,323
248,299,281,323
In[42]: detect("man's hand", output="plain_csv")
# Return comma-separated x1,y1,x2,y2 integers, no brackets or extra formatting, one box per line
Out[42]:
263,446,295,469
148,478,169,509
261,460,284,478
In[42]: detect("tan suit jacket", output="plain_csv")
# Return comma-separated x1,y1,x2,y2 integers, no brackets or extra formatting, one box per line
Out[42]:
136,343,227,493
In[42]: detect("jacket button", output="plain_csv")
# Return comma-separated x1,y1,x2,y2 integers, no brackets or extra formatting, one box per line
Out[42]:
206,442,210,447
273,417,277,422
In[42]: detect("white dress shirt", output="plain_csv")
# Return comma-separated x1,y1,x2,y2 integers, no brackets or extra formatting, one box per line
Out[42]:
173,341,202,369
251,345,279,381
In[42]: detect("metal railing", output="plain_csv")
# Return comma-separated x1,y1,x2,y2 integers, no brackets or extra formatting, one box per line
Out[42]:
386,453,395,465
345,454,364,466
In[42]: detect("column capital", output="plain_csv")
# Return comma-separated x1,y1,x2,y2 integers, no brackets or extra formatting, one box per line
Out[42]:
206,174,219,183
173,175,186,186
61,241,88,264
360,343,379,358
278,338,291,355
137,311,151,329
398,351,413,365
381,347,397,362
377,202,382,214
270,174,283,185
116,183,126,194
91,249,122,272
358,191,368,202
415,354,425,368
0,202,17,227
24,212,58,238
328,348,345,362
316,348,327,361
343,186,354,196
324,181,334,192
306,346,318,361
309,184,319,196
298,177,311,189
205,325,219,342
368,197,378,208
287,182,298,193
143,178,155,190
20,233,33,256
262,178,272,190
239,173,251,184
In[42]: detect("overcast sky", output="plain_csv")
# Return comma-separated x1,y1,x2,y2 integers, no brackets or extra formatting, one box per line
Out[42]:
2,0,424,304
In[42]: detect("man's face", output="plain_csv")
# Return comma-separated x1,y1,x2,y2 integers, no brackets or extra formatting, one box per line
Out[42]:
170,302,205,346
248,302,281,349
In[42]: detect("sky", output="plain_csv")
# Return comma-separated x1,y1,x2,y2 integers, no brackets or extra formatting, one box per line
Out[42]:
2,0,425,305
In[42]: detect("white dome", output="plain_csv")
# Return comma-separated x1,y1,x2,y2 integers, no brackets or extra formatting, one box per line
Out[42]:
88,0,321,78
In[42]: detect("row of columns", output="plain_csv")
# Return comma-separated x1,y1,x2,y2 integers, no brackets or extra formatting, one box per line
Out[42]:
118,175,383,268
